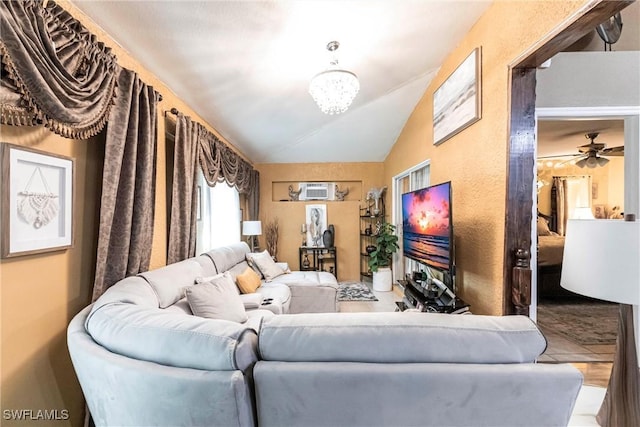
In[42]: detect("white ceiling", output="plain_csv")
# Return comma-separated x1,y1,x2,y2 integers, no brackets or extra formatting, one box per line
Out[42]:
70,0,491,163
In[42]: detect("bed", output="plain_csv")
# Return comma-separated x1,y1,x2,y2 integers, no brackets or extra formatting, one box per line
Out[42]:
536,213,575,299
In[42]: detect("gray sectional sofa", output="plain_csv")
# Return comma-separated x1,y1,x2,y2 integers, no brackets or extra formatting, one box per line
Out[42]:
67,242,583,427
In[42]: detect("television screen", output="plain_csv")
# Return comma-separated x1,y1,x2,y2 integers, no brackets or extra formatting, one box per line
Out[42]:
401,181,453,272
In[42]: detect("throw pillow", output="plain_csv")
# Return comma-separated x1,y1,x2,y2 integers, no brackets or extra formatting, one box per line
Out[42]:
185,272,248,323
194,273,224,284
537,216,552,236
251,251,286,282
236,267,262,294
245,252,265,278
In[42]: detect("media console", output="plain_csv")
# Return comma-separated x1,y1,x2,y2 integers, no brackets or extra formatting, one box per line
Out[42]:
397,275,469,314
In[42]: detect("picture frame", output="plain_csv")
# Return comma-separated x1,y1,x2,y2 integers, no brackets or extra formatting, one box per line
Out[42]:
433,47,482,146
1,143,74,258
305,204,327,247
594,204,606,219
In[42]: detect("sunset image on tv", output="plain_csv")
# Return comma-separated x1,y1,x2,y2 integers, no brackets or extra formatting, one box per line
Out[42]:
402,182,452,271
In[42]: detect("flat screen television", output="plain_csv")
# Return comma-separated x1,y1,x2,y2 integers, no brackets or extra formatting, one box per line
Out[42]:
401,181,453,273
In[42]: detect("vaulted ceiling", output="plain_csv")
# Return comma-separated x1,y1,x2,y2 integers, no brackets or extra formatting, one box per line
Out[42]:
70,0,492,163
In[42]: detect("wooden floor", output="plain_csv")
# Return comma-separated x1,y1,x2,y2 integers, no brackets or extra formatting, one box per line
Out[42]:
340,282,612,388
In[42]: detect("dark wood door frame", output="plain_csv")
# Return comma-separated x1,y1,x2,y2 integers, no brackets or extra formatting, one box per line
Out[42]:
503,0,634,315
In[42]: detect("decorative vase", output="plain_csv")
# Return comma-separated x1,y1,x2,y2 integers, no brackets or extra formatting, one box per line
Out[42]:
302,254,310,269
322,226,334,248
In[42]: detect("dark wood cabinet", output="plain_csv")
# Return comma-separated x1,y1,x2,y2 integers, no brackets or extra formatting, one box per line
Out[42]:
299,246,337,279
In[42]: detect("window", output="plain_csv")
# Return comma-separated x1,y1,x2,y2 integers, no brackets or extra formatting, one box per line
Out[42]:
392,160,431,281
196,172,241,254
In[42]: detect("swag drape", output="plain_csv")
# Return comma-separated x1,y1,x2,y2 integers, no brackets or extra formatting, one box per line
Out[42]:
92,69,160,300
168,112,259,263
0,0,118,137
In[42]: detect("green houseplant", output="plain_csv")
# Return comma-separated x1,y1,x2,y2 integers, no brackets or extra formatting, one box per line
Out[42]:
368,222,399,291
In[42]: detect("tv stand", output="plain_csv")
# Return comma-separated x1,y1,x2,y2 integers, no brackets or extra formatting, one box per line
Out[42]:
400,274,469,314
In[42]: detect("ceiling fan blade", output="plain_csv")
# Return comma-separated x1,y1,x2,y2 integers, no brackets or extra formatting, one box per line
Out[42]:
601,146,624,156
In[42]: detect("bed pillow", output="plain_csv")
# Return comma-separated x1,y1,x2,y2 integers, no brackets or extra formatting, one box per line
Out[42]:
236,267,262,294
537,217,552,236
185,272,248,323
250,251,287,282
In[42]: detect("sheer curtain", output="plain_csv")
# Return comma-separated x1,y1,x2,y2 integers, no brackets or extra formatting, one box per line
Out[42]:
196,172,241,254
552,175,592,236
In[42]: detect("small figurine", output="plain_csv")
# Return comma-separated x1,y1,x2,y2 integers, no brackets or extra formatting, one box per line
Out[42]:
335,184,349,201
289,185,302,201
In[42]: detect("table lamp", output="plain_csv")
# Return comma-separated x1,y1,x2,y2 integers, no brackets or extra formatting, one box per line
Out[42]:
560,216,640,426
242,220,262,252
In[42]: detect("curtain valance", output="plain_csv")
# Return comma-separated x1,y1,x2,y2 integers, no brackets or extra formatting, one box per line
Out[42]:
197,124,258,194
0,0,119,138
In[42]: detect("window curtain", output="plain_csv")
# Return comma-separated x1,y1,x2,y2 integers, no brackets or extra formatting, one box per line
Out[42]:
551,176,591,236
91,69,160,301
0,0,119,137
168,112,259,263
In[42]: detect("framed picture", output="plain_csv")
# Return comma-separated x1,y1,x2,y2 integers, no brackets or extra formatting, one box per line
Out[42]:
305,204,327,247
594,204,606,219
433,47,482,146
1,143,74,258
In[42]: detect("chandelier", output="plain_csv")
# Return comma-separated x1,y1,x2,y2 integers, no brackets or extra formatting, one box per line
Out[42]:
309,41,360,115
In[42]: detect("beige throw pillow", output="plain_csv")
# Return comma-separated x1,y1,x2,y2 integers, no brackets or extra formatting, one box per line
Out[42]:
185,272,248,323
251,250,286,282
236,267,262,294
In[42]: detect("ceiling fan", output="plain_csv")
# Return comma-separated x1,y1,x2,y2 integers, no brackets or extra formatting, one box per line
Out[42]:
573,132,624,168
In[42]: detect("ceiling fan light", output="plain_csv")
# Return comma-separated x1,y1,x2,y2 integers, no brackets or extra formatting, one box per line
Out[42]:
585,156,599,168
597,156,609,167
575,158,587,168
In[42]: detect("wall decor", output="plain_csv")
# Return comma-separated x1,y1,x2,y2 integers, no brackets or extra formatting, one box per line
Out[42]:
433,47,482,146
1,143,74,258
305,204,327,247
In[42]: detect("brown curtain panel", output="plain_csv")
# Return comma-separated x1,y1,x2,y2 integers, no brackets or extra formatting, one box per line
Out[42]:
167,112,260,263
0,0,118,137
167,113,199,264
92,68,160,301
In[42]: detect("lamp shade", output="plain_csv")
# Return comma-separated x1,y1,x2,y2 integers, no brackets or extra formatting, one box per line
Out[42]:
242,221,262,236
560,219,639,305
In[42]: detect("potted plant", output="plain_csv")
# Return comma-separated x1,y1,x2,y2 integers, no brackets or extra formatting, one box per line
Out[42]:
368,222,399,291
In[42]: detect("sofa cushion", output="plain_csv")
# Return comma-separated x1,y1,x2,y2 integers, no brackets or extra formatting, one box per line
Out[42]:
239,293,263,309
186,273,248,323
236,267,262,294
203,242,250,274
258,312,547,364
245,252,265,278
139,259,204,308
85,303,258,371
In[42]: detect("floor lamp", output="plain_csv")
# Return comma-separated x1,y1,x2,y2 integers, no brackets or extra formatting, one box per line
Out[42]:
560,216,640,427
242,220,262,252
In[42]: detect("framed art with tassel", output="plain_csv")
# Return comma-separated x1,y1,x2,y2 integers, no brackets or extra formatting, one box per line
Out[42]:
1,143,74,258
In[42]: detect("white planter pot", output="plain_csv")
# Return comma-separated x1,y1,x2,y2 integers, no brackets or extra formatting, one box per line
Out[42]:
372,267,393,292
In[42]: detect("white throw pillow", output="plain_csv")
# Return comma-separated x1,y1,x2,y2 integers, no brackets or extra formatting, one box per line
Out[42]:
185,272,248,323
251,250,287,282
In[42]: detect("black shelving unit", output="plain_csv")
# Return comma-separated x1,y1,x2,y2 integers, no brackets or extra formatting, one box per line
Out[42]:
299,246,338,279
359,197,385,281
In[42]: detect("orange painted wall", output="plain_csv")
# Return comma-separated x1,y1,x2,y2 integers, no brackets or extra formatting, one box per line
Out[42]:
383,0,589,314
257,162,384,281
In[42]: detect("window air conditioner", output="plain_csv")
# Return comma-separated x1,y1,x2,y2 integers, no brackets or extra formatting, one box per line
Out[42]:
299,182,335,200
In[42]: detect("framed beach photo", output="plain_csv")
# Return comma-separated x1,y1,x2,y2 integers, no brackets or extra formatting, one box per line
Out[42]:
1,143,74,258
433,47,482,146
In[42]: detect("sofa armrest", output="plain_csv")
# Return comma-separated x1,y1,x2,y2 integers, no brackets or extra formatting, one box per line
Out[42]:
239,293,263,309
259,312,546,364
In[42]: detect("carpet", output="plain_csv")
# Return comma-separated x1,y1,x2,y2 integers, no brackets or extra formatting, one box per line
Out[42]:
537,301,619,345
337,281,378,302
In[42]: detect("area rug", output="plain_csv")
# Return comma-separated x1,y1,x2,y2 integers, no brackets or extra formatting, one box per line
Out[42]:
537,301,619,345
337,281,378,302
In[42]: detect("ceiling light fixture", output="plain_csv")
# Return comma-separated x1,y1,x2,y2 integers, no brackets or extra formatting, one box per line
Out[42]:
309,41,359,115
576,155,609,168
